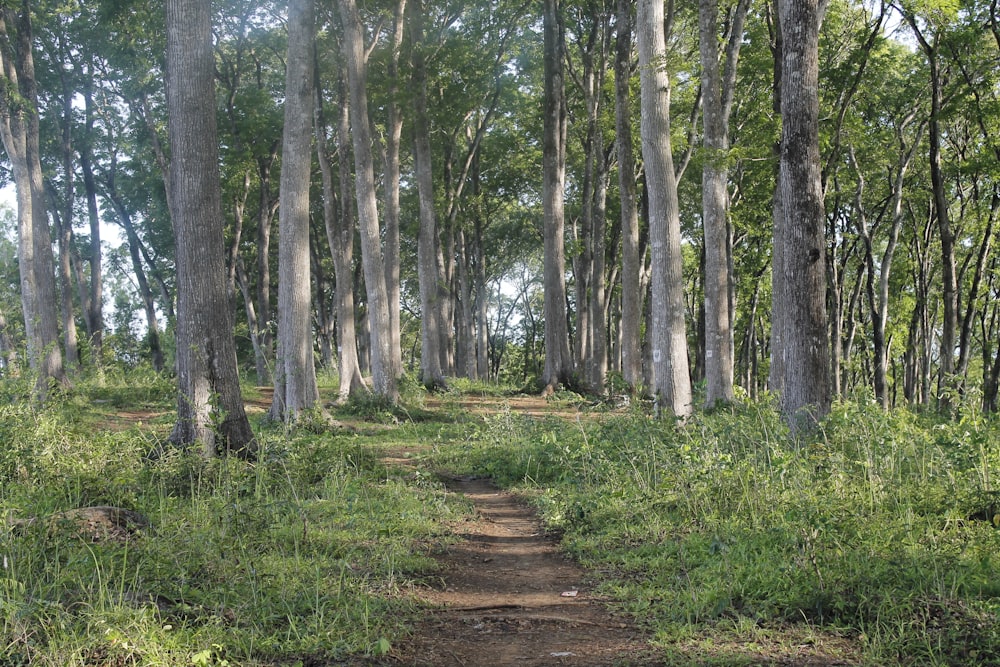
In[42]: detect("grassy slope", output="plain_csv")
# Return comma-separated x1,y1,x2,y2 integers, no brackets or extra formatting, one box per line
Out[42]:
3,372,1000,665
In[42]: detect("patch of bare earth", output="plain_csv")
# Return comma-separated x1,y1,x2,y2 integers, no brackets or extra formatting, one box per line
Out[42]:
383,474,656,667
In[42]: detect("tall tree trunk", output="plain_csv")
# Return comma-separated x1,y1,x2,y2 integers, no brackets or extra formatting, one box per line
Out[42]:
165,0,255,457
383,0,407,377
904,16,957,407
254,150,278,384
338,0,399,401
410,0,447,390
615,0,642,392
80,79,103,361
541,0,574,393
699,0,748,406
316,67,366,402
637,0,692,418
270,0,320,422
54,67,79,369
0,2,65,399
771,0,830,429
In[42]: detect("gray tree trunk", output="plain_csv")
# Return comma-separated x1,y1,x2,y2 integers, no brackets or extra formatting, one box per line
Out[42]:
699,0,748,407
0,3,65,399
771,0,830,429
383,0,407,378
165,0,255,456
615,0,642,392
270,0,319,422
541,0,574,393
317,69,366,402
410,0,447,390
637,0,692,418
80,82,104,360
338,0,399,401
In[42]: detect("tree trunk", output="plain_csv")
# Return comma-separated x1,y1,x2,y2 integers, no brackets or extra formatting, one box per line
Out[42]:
383,0,407,378
699,0,748,407
615,0,642,392
338,0,399,401
541,0,574,393
165,0,255,457
270,0,320,422
106,185,165,372
410,0,447,390
0,2,65,399
771,0,830,429
637,0,692,418
316,68,366,402
80,80,104,361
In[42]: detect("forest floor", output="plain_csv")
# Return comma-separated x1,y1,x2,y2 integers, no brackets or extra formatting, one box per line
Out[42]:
375,466,657,666
96,391,863,666
364,395,862,667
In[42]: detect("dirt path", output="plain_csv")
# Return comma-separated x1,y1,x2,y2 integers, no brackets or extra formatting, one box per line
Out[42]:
382,473,656,666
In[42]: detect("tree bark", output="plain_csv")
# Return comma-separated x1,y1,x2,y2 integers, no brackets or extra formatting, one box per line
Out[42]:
541,0,574,394
410,0,447,390
338,0,399,401
771,0,830,429
316,67,366,402
637,0,692,417
383,0,407,378
270,0,320,422
165,0,255,457
0,2,65,399
699,0,748,407
615,0,642,392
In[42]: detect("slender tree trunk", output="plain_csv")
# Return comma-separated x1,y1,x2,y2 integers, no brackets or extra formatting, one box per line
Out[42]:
541,0,574,393
338,0,398,401
615,0,642,392
383,0,407,377
316,68,365,402
771,0,830,429
106,186,165,372
54,70,79,369
270,0,320,422
637,0,692,418
80,80,103,360
410,0,447,390
699,0,748,406
904,17,957,407
166,0,255,456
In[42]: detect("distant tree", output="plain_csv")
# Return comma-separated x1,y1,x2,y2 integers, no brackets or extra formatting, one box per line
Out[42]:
165,0,255,456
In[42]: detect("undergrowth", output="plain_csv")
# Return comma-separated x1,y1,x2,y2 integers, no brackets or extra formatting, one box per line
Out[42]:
0,375,464,666
6,371,1000,666
434,395,1000,665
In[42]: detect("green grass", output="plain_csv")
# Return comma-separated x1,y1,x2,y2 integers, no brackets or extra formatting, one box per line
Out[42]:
0,373,469,666
5,371,1000,665
432,395,1000,665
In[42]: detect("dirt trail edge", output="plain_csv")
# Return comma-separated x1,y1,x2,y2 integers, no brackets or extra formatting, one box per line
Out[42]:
382,473,656,667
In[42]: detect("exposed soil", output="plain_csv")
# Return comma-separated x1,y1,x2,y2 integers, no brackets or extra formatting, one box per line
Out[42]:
381,473,656,667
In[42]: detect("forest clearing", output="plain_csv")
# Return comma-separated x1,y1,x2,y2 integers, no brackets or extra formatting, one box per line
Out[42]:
2,374,1000,665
